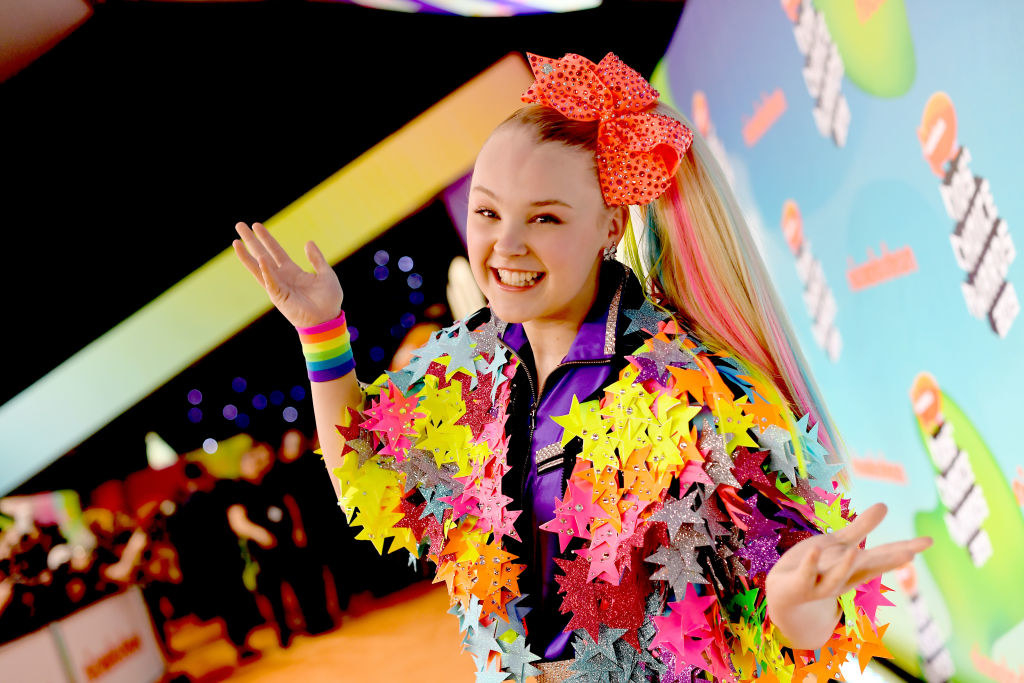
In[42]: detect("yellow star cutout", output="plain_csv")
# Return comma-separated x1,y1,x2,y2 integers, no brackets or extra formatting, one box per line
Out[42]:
712,395,759,453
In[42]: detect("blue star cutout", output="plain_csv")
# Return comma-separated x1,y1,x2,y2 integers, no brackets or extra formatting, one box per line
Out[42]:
449,596,484,633
463,619,501,670
386,368,417,395
435,320,480,389
503,593,532,638
419,484,453,523
498,633,542,682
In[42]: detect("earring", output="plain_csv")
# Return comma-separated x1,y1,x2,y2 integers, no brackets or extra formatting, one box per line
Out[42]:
602,244,618,261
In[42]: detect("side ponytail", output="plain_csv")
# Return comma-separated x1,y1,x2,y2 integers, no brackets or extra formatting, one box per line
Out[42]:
626,103,849,474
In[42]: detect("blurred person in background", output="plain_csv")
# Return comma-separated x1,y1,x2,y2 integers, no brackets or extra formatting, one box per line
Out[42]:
225,442,334,648
167,460,264,663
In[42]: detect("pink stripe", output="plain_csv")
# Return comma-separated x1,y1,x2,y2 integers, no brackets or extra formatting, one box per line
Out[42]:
296,311,346,335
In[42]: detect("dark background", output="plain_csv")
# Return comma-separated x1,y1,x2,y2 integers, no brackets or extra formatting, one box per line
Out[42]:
1,0,686,496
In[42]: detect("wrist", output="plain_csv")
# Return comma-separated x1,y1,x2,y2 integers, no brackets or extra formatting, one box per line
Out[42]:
297,310,356,382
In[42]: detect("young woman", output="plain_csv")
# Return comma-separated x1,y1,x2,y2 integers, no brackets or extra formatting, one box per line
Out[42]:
232,52,931,682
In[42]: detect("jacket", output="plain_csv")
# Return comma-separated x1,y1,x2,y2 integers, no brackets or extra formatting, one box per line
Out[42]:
334,260,887,682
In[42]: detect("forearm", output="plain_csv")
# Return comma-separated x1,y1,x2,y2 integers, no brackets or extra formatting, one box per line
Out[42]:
767,590,842,651
309,371,364,498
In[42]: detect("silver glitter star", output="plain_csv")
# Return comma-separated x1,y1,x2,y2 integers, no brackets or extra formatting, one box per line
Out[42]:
345,435,375,468
645,530,710,597
470,320,500,358
649,490,703,543
634,337,696,380
696,489,731,539
699,418,741,488
389,451,460,493
622,298,669,336
568,625,627,681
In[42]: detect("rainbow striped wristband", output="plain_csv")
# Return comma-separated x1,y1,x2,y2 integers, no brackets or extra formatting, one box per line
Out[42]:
297,311,356,382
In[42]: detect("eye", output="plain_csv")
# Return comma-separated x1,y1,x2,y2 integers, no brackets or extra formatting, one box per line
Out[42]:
532,214,562,224
474,208,497,219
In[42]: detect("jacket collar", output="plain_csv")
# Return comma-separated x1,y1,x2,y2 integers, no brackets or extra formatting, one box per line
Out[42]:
493,261,629,363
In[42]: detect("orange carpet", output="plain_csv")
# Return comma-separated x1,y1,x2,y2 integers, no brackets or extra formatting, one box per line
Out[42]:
166,581,479,682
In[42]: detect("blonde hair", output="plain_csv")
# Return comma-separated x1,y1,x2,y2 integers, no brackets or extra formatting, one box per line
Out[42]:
500,102,849,476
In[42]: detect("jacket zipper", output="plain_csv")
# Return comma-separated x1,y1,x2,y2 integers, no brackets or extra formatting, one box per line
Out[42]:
494,334,612,502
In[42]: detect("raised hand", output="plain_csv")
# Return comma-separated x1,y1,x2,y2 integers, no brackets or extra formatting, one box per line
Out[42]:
233,222,343,328
765,502,932,649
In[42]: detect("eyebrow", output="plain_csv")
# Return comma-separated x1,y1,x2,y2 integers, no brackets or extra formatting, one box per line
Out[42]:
471,185,573,209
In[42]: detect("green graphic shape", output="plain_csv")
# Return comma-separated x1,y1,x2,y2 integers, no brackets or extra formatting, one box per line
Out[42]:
913,391,1024,674
814,0,916,97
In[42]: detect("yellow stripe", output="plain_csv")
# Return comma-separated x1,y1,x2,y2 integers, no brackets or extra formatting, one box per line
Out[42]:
0,54,533,494
302,333,351,354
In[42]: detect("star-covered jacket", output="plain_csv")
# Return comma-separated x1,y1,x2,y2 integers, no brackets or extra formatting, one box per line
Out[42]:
332,261,890,682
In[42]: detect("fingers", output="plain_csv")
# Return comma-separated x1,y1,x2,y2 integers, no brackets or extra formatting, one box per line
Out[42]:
814,545,858,599
257,254,284,298
235,221,277,268
305,240,331,275
847,537,933,582
835,502,887,545
799,545,822,585
252,222,294,268
233,239,264,286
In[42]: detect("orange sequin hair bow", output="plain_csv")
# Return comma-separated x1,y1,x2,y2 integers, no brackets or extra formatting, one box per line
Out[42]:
521,52,694,207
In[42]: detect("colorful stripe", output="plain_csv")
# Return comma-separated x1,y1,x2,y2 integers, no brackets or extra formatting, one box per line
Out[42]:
299,312,355,382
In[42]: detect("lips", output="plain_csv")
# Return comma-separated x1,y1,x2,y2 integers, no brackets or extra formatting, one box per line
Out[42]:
491,267,546,290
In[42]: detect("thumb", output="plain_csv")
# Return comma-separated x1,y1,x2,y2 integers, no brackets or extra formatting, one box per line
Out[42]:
306,241,332,275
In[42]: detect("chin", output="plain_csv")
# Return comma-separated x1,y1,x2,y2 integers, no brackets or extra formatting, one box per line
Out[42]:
485,299,536,324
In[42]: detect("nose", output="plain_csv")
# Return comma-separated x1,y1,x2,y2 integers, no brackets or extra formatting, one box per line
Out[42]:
492,221,528,258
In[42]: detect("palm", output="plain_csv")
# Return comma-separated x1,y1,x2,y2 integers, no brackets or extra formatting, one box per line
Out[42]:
766,503,931,605
232,221,344,328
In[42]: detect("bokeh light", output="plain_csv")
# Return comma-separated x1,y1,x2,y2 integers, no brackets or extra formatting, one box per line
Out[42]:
290,385,306,401
374,249,389,266
374,265,390,281
409,291,424,305
400,313,416,328
223,404,238,420
188,407,202,423
231,376,247,392
270,391,285,406
370,346,386,362
187,389,202,405
235,413,250,429
349,326,360,342
407,273,423,289
202,438,218,454
282,406,298,423
252,394,267,410
398,256,414,272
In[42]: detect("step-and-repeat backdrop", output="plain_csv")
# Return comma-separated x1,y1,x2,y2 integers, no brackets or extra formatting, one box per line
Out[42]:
652,1,1021,680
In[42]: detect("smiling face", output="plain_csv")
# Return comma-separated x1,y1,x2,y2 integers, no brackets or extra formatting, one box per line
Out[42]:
467,124,626,325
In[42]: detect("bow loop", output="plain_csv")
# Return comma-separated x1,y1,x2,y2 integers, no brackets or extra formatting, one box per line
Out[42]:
521,53,614,121
593,53,660,115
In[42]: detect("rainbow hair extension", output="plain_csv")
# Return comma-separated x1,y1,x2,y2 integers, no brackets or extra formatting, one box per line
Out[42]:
623,102,850,483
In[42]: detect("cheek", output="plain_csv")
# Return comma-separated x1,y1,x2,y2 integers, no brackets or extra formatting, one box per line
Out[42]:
466,228,490,270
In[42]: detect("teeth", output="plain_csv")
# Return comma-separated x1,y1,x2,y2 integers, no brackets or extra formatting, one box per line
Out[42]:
496,268,542,286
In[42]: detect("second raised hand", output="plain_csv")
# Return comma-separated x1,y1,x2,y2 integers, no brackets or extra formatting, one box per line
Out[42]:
232,221,344,328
